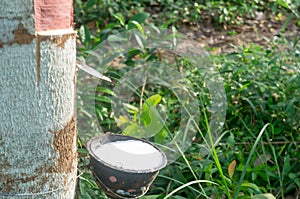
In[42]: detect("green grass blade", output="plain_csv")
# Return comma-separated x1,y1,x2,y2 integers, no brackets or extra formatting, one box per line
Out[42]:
234,123,271,198
158,175,203,195
163,180,219,199
266,127,284,198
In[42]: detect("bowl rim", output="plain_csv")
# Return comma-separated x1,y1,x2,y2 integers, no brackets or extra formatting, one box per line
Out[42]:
87,133,168,173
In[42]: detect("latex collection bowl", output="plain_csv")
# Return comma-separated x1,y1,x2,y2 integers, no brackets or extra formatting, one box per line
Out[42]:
87,133,167,198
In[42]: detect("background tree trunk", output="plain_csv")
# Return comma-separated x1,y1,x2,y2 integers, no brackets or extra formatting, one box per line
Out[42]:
0,0,77,198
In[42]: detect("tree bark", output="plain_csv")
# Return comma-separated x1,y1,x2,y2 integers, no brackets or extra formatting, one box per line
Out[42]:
0,0,77,198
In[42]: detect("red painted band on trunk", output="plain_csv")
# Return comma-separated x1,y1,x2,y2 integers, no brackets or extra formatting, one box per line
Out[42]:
34,0,73,31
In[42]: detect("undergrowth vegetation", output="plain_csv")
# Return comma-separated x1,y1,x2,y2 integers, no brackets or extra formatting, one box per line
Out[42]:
75,1,300,198
74,0,300,29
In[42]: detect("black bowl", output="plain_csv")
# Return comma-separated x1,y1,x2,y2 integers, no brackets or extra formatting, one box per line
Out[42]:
87,133,167,198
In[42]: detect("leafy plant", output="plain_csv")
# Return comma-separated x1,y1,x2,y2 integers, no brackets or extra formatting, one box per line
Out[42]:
115,94,168,142
75,1,300,198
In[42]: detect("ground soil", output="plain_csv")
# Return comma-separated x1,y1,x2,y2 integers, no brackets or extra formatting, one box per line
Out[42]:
177,12,300,55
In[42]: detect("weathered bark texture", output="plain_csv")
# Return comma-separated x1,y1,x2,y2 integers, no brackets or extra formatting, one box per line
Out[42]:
0,0,77,198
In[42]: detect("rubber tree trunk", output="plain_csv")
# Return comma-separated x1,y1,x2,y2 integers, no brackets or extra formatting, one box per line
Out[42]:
0,0,77,198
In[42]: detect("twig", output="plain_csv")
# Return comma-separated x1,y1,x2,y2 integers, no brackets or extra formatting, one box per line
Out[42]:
139,71,148,125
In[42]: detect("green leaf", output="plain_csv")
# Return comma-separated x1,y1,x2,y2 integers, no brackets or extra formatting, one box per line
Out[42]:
127,48,142,59
241,182,260,193
252,193,276,199
96,87,116,96
115,115,130,127
227,133,235,146
123,103,139,114
128,12,150,29
134,30,145,49
288,173,300,187
141,94,162,126
114,13,125,26
79,25,91,47
79,180,93,199
143,106,165,137
94,96,112,103
239,81,253,92
129,12,150,24
140,195,162,199
123,123,144,137
85,0,96,9
276,0,290,9
172,196,187,199
77,148,88,155
142,94,162,112
154,128,168,143
107,34,127,43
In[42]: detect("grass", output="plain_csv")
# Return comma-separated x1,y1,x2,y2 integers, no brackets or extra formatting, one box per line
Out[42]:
75,1,300,198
